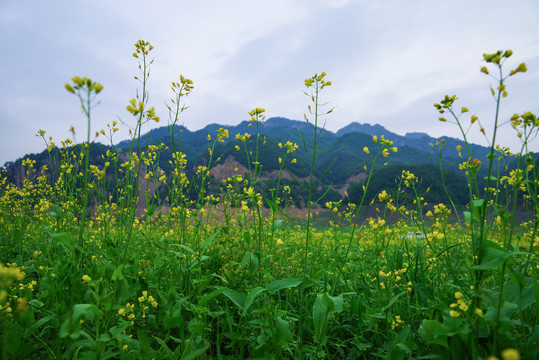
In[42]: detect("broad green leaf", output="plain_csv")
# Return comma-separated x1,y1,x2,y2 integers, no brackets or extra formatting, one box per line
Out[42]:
223,288,245,312
471,199,484,218
145,202,157,217
441,315,470,338
382,290,409,312
528,325,539,355
137,328,153,355
484,301,518,334
313,294,329,345
313,293,342,345
473,246,510,270
60,304,103,340
242,251,259,272
391,326,412,360
273,219,284,231
170,243,196,255
199,287,225,308
181,339,210,360
201,230,219,253
51,232,74,252
267,278,302,292
471,199,484,209
28,299,44,308
323,293,343,313
188,317,205,335
72,304,103,321
243,286,266,315
275,316,291,346
506,278,535,310
464,211,472,225
264,197,278,214
153,336,175,358
243,230,251,246
111,264,124,281
24,314,55,337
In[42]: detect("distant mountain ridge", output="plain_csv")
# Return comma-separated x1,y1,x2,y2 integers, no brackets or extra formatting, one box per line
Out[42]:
2,116,494,187
3,116,520,210
336,121,491,158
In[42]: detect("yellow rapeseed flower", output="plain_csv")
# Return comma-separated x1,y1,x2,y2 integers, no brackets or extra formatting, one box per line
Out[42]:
95,83,104,94
501,348,520,360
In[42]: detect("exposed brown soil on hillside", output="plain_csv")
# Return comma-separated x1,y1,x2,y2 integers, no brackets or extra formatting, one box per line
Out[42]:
209,156,249,179
336,171,368,196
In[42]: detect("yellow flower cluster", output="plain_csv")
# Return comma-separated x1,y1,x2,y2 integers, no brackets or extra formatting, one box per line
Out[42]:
391,315,404,330
401,170,418,187
138,290,158,319
326,200,342,213
305,72,331,89
248,108,266,123
133,39,153,58
65,76,103,95
21,158,36,168
378,268,409,291
448,291,482,318
236,132,252,143
486,348,521,360
171,74,194,97
0,263,25,291
368,217,386,230
217,127,229,143
0,263,27,317
278,141,299,154
118,302,136,323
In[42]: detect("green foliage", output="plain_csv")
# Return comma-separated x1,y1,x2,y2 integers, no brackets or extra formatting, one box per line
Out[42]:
347,163,469,207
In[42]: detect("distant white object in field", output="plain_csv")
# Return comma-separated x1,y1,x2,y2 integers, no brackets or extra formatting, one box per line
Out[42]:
406,232,425,240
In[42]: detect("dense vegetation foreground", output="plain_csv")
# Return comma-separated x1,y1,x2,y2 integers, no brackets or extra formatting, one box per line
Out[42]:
1,42,538,359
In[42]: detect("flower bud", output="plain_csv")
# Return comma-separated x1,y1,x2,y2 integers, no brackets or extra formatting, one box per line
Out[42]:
65,83,75,93
510,63,527,76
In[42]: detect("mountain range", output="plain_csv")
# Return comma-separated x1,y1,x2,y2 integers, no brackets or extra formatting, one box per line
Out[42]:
2,117,514,208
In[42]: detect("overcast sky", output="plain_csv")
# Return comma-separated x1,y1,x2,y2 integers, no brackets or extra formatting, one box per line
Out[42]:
1,0,539,166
